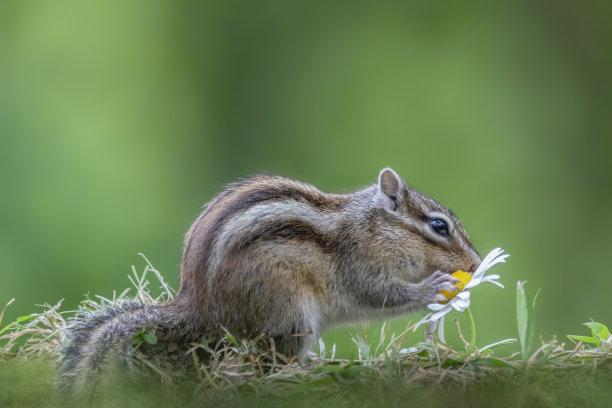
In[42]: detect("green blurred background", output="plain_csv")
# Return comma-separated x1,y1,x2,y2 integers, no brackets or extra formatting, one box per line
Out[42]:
1,1,611,354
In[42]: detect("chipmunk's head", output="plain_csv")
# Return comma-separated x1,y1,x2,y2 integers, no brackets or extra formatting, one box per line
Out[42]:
376,167,481,279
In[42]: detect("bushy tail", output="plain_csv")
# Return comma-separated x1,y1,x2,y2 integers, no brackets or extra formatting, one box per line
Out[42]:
57,301,168,397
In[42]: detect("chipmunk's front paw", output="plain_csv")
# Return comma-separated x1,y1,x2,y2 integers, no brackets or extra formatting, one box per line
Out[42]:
423,271,460,304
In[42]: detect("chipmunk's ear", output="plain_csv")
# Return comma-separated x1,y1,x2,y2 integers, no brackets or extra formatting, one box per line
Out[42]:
377,167,404,211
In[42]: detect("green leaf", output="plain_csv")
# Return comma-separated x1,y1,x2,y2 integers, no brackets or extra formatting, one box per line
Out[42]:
442,358,463,367
131,326,157,348
131,334,143,348
568,335,600,345
225,333,239,347
290,376,335,394
526,288,540,361
516,281,529,360
351,334,371,361
0,314,42,337
16,314,37,323
0,322,16,336
568,322,611,347
584,322,610,340
142,329,157,345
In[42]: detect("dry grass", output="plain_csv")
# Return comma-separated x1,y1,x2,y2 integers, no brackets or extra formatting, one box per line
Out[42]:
1,255,610,407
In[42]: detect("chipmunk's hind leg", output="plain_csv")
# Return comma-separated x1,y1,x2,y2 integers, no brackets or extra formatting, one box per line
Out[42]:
268,295,321,364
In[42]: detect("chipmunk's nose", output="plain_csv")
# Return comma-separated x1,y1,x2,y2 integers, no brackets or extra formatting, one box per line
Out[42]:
467,263,478,273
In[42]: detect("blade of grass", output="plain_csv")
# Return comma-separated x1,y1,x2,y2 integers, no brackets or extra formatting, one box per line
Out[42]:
516,281,529,360
289,376,335,394
526,288,541,359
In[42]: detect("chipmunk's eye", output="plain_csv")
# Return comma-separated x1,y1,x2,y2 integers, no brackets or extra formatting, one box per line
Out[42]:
430,219,449,236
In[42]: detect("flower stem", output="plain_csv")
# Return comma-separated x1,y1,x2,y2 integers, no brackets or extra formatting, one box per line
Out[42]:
458,307,476,360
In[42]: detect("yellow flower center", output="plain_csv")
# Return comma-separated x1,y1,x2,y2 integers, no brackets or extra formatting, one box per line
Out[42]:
439,270,472,302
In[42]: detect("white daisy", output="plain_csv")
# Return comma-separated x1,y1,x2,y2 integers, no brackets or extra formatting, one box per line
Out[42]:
414,247,509,343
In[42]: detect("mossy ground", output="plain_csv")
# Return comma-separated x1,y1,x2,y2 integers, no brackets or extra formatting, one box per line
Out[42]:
1,357,611,408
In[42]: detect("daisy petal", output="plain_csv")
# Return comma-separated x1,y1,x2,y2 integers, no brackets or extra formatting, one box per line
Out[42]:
473,248,507,278
465,278,483,289
451,304,467,313
455,291,471,300
451,294,471,311
487,280,504,288
412,313,433,331
431,308,450,321
473,248,502,276
483,256,509,270
428,303,447,311
438,315,446,343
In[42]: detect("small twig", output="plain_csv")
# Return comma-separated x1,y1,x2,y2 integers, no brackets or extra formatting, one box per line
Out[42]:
192,350,222,391
453,318,469,347
138,253,175,300
270,337,277,367
291,330,313,337
560,340,583,362
0,298,16,327
191,351,204,383
387,320,414,351
456,308,477,360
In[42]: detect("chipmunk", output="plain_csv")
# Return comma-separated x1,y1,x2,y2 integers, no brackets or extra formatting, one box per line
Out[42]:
58,168,481,394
